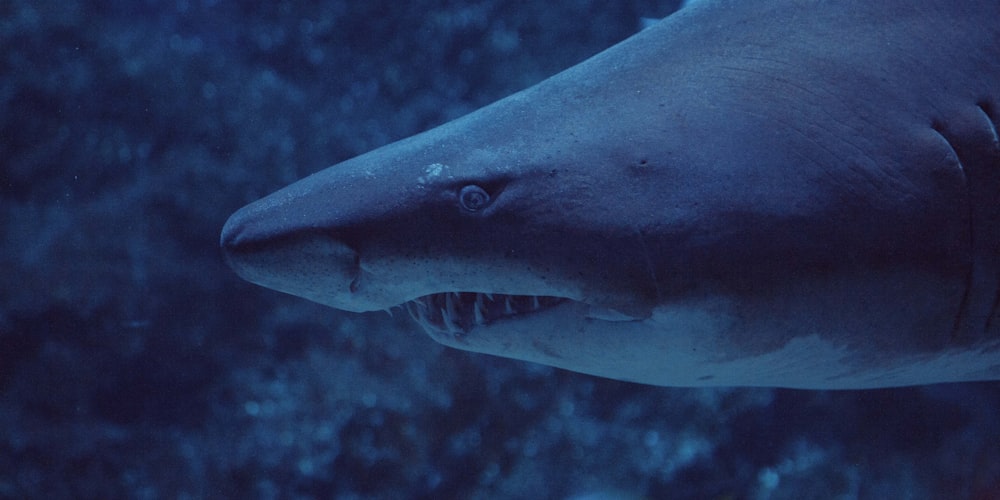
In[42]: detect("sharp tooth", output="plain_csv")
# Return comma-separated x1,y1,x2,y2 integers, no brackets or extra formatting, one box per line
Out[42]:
504,297,515,315
406,302,432,332
441,307,460,333
384,308,394,318
474,298,486,325
532,296,540,310
485,293,494,301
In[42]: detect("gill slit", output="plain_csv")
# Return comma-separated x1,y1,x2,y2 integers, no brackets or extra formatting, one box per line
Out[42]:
975,101,1000,333
930,122,974,340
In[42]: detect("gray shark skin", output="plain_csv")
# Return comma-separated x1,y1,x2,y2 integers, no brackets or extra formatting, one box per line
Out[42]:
221,0,1000,388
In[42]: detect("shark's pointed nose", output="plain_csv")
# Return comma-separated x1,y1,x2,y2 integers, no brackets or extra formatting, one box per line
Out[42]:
219,207,253,257
219,203,281,270
219,205,278,261
220,202,364,311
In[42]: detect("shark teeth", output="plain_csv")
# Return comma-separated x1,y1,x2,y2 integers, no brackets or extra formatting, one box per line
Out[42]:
405,292,566,336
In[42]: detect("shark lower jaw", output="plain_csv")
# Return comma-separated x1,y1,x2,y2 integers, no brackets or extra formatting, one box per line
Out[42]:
404,292,569,337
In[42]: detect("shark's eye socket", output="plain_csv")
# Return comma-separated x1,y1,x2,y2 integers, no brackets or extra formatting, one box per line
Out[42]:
459,185,490,212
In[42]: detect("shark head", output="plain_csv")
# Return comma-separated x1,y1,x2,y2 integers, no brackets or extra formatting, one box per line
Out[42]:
220,75,675,340
222,0,1000,388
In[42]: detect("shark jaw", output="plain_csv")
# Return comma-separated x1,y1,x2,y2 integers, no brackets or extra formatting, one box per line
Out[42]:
403,292,569,337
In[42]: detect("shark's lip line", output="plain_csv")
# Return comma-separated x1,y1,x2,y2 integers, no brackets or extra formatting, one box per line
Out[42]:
404,292,568,336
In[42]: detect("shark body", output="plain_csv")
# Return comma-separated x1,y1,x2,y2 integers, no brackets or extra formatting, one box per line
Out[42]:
222,0,1000,388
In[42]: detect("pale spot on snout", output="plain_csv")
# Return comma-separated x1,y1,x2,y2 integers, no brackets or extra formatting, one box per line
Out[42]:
417,162,448,185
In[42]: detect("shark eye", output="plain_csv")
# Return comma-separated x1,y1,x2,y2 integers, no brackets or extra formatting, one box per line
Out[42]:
458,185,490,212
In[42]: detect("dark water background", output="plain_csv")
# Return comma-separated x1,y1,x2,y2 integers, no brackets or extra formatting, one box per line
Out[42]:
2,1,999,498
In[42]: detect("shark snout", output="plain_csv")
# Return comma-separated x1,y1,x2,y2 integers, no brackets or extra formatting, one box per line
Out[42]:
220,203,366,311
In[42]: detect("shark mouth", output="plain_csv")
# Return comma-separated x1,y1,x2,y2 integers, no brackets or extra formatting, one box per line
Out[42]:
405,292,567,336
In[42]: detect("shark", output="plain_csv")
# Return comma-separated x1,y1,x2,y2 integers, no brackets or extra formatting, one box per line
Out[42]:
221,0,1000,388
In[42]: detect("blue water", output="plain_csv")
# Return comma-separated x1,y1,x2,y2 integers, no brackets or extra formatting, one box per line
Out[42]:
2,1,998,498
